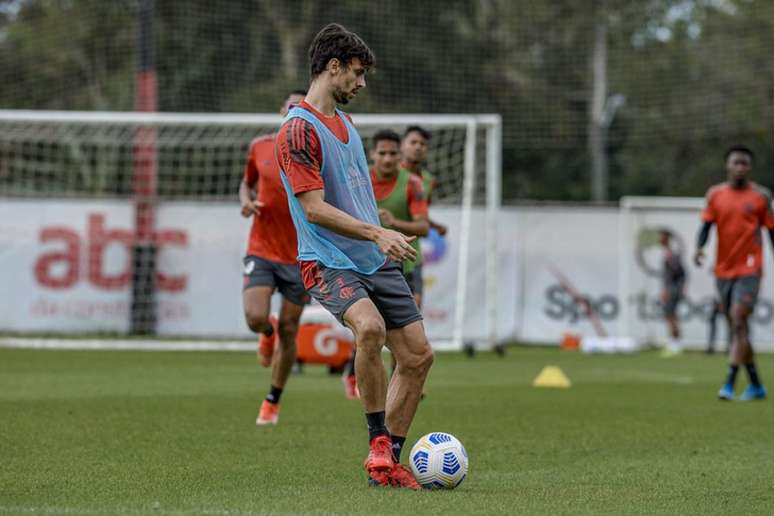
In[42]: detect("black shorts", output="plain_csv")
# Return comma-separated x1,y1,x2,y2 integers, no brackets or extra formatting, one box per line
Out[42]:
242,255,310,307
716,275,760,313
304,260,422,330
404,264,424,297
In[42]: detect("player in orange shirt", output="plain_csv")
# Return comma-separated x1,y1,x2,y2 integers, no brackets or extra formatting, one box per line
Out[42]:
694,145,774,401
240,90,310,425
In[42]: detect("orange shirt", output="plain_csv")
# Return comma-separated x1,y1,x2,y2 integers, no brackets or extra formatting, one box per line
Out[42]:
702,181,774,278
243,134,298,264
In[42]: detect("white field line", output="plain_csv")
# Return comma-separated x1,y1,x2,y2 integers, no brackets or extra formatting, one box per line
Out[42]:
0,338,254,352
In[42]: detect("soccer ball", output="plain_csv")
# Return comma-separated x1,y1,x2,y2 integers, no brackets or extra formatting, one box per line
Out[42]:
409,432,468,489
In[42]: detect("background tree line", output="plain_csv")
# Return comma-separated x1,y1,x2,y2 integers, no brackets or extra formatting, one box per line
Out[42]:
1,0,773,202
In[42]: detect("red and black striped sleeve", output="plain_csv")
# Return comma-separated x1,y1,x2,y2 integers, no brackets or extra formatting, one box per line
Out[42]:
275,118,324,195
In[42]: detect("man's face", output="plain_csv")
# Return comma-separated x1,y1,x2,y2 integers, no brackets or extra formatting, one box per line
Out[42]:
401,131,428,164
659,232,669,247
726,151,752,186
371,139,400,176
331,57,367,105
280,93,305,116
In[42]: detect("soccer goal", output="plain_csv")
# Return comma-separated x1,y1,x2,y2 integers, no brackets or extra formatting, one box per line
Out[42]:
0,110,501,351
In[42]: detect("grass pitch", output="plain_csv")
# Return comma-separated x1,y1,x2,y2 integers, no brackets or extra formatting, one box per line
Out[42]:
1,345,773,515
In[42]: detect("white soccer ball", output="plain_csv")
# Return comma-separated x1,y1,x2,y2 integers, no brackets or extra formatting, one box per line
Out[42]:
409,432,468,489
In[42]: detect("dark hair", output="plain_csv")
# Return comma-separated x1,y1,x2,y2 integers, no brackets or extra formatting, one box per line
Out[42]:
403,125,431,141
724,144,754,162
308,23,374,78
289,89,307,97
373,129,401,147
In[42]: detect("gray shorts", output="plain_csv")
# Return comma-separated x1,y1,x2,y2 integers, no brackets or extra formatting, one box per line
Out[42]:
662,287,682,317
716,275,760,314
404,264,424,297
303,260,422,330
242,255,310,307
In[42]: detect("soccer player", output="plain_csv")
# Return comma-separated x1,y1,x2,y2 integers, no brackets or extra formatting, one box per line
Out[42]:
694,144,773,401
240,90,309,426
659,229,685,357
275,23,432,489
400,125,446,306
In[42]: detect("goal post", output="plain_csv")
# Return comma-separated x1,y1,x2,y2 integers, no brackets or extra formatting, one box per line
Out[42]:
0,110,502,351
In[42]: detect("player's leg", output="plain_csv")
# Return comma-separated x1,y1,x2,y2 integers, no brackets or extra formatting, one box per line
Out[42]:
716,278,738,400
368,262,432,468
706,301,718,354
301,262,397,487
243,256,279,367
661,289,682,357
384,321,433,453
342,349,359,400
732,276,766,400
257,297,304,426
342,298,400,486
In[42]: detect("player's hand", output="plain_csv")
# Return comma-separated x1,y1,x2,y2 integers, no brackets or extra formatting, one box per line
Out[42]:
374,227,417,262
378,208,396,228
435,222,448,236
693,249,705,267
241,200,265,217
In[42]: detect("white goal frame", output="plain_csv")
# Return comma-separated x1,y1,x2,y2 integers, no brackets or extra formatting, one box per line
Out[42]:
0,110,502,351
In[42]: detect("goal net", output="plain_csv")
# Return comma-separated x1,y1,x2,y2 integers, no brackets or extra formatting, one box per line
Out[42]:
0,110,501,351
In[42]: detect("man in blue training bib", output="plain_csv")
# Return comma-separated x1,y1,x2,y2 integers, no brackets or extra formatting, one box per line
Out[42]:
275,23,432,490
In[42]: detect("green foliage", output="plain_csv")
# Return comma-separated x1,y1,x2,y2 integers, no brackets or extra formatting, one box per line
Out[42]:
1,0,774,200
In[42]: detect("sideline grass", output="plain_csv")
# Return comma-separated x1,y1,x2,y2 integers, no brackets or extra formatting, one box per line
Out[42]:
1,346,773,515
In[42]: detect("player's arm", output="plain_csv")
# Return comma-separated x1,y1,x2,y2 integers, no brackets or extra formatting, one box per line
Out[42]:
429,218,448,236
695,189,716,267
694,221,712,267
239,144,264,217
379,211,429,237
298,189,416,262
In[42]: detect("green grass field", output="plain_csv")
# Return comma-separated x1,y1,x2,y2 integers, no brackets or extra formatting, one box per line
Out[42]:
1,345,773,515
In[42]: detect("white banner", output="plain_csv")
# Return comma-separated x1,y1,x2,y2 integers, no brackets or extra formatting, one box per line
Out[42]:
3,198,774,351
0,200,519,345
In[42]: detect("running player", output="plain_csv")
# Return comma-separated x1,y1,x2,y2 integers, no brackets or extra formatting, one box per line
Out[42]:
276,24,432,489
694,144,773,400
400,125,446,305
240,90,309,425
659,229,685,357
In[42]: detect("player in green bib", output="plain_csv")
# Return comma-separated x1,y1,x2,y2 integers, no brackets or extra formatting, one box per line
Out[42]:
369,129,430,298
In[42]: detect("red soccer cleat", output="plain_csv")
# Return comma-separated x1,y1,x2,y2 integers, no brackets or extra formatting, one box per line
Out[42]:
255,400,280,426
257,315,278,367
365,435,394,473
388,463,422,490
342,374,360,400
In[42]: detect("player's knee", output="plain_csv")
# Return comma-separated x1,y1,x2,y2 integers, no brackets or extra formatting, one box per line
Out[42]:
402,342,434,376
354,319,386,351
244,310,269,334
277,317,299,345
